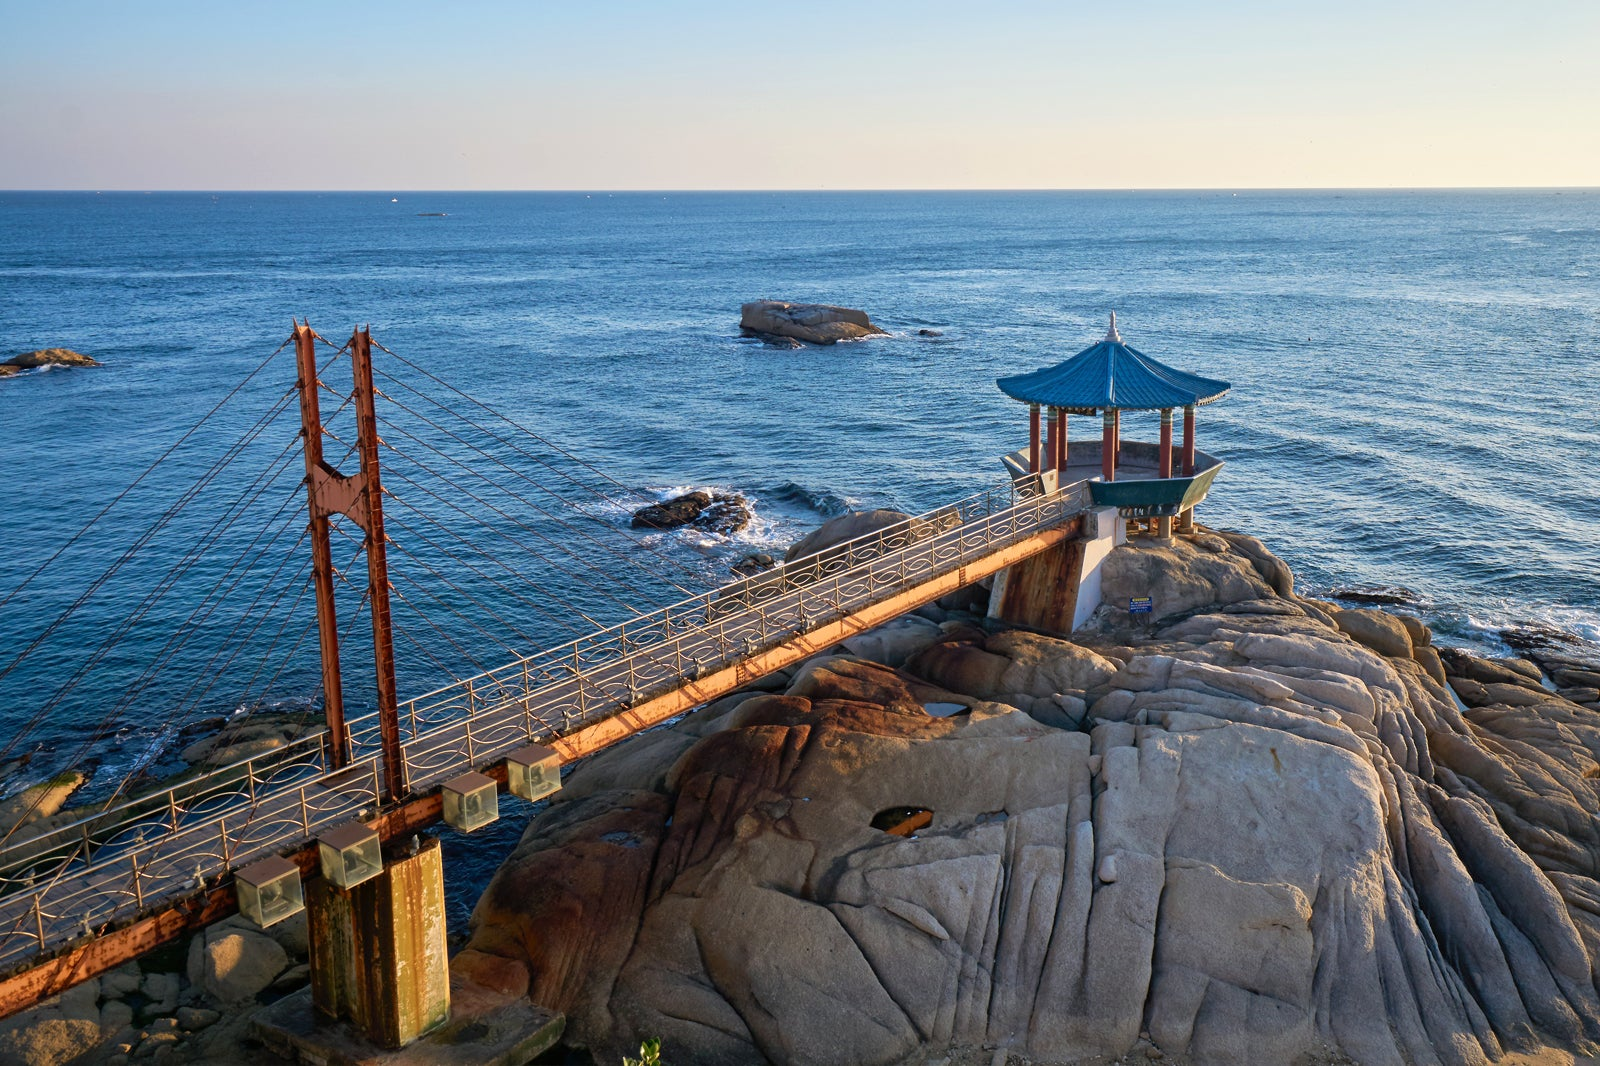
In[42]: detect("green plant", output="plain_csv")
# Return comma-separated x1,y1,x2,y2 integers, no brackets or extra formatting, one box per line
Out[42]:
623,1037,662,1066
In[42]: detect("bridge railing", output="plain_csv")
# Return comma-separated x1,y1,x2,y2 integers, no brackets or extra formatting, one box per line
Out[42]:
366,474,1052,748
0,474,1083,969
391,476,1086,792
0,737,381,971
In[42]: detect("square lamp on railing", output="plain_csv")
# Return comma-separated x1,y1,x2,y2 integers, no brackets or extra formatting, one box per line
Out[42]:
442,771,499,833
506,744,562,803
236,855,305,929
317,820,383,890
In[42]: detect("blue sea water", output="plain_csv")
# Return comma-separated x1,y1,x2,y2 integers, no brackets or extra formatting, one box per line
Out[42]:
1,189,1598,817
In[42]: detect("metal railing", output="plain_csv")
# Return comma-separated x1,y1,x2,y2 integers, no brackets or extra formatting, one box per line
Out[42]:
0,475,1085,970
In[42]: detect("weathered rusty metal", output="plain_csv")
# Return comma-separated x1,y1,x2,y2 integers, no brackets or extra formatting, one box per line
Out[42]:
294,322,350,768
988,523,1088,634
0,797,450,1019
349,328,404,801
309,837,450,1048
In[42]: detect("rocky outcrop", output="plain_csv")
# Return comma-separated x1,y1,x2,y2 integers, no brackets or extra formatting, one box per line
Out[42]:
0,773,84,839
0,907,309,1064
465,531,1600,1066
1,349,99,377
631,491,751,535
177,712,322,768
740,301,888,346
784,508,913,563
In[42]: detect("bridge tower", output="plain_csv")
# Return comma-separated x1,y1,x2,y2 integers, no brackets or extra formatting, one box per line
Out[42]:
287,323,450,1052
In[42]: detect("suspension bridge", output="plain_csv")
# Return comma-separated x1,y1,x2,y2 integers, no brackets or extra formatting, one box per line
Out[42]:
0,323,1093,1025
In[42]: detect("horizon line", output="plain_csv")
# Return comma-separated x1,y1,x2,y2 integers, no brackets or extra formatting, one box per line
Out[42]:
3,185,1597,196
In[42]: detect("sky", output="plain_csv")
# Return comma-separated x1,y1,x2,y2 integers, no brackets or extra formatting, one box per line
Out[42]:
2,1,1597,191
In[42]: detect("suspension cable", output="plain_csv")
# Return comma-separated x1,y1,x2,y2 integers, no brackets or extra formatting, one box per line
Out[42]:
0,333,296,612
372,368,706,587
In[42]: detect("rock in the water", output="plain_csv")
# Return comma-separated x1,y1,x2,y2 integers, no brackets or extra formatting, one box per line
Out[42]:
739,301,888,346
631,490,712,530
696,494,752,536
1327,584,1418,606
1,348,100,377
178,714,319,768
631,490,751,535
730,552,776,577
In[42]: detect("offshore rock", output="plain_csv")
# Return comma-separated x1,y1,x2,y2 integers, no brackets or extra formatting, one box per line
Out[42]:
730,551,776,577
631,490,752,535
178,713,321,768
740,301,889,346
465,531,1600,1066
0,348,100,377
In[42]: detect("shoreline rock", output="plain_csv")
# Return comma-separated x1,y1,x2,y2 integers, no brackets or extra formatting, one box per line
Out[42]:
461,527,1600,1066
739,301,889,346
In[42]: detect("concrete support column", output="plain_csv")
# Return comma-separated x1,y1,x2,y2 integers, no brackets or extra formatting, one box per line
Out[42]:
1101,410,1116,481
1183,404,1196,476
1159,408,1174,478
1028,404,1041,474
1044,407,1058,471
1113,410,1122,468
1055,409,1068,472
309,836,450,1049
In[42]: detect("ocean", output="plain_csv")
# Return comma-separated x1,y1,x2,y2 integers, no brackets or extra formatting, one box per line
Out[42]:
2,190,1597,918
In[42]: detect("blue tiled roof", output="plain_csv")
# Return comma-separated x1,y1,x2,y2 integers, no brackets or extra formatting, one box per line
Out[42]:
996,330,1231,412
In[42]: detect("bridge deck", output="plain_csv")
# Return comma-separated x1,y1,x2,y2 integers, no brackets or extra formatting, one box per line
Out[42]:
0,478,1089,1011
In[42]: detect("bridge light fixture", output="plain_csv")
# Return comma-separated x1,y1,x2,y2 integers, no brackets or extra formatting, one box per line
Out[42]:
506,744,562,803
318,820,383,889
236,854,305,929
442,771,499,833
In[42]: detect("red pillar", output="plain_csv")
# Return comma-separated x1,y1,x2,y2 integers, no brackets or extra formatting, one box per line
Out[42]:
1113,410,1122,469
1028,404,1041,473
1183,404,1196,475
1101,409,1116,481
293,323,348,770
1159,408,1173,478
1055,409,1068,472
1044,407,1058,472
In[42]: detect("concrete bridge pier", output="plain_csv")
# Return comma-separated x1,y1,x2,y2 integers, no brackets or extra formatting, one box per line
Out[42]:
254,832,564,1064
305,836,450,1048
988,506,1122,633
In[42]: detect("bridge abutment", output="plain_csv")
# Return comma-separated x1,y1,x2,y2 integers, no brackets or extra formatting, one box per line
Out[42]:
988,506,1122,633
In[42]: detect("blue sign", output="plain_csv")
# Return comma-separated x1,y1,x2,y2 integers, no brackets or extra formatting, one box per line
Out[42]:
1129,596,1153,615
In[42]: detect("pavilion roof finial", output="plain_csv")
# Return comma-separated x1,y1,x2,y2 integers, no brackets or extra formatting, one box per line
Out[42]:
1105,311,1122,344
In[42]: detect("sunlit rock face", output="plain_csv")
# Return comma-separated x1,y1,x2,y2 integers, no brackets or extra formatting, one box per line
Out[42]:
463,532,1600,1066
738,301,888,346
